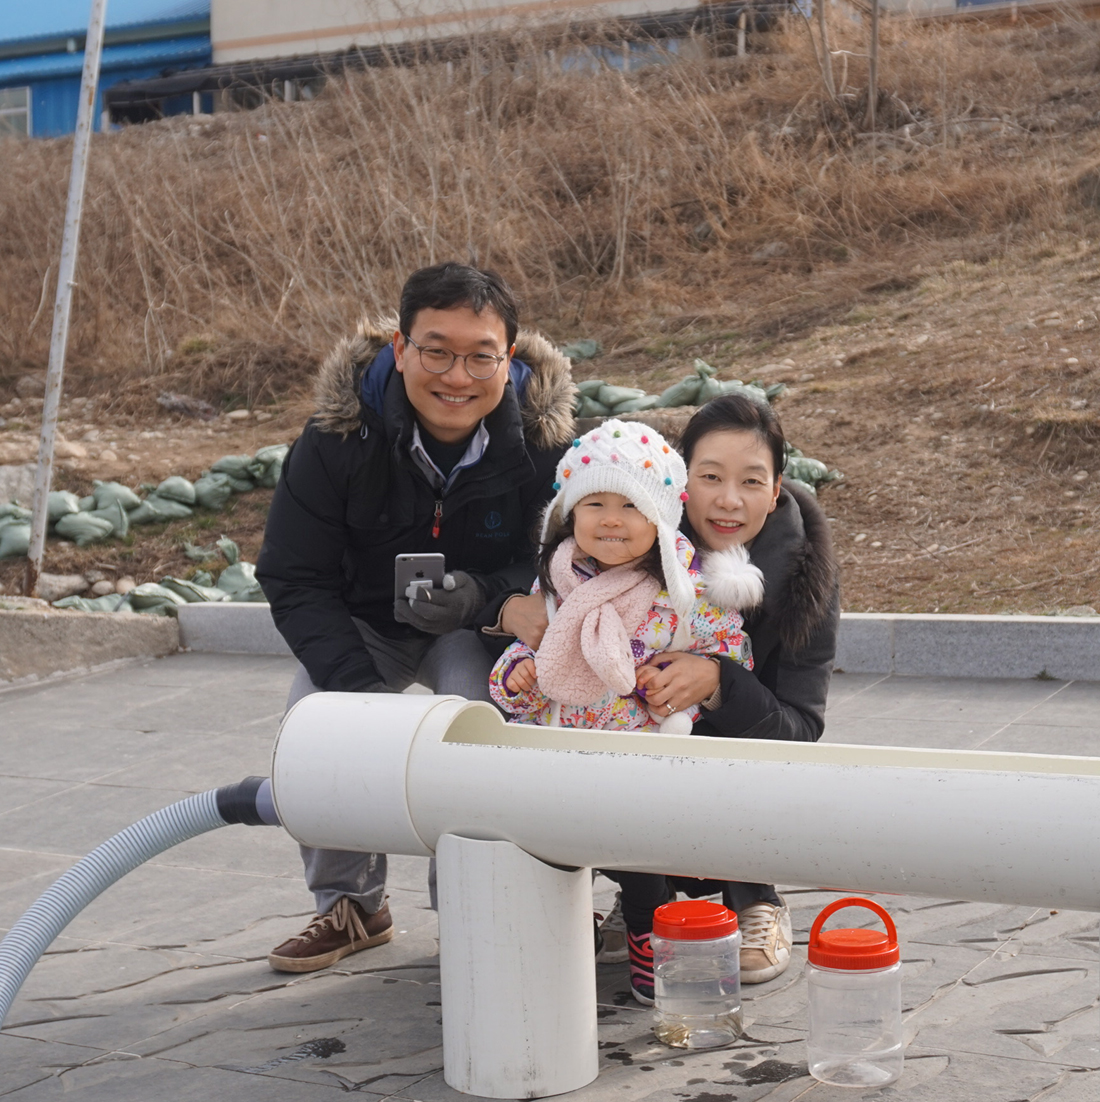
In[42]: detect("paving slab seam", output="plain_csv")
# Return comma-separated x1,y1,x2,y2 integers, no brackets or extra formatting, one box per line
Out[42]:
0,655,158,696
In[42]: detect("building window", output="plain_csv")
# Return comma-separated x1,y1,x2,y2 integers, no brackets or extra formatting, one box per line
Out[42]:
0,87,30,138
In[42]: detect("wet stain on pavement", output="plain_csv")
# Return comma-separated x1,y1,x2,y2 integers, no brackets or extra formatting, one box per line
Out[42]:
231,1036,347,1073
733,1059,804,1087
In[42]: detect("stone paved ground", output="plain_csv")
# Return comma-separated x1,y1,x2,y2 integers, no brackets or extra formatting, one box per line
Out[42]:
0,655,1097,1101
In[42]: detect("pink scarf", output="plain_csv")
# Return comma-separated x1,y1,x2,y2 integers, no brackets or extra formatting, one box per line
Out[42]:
535,538,660,706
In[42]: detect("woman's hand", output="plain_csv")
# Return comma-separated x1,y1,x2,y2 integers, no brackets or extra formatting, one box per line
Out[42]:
636,652,720,712
505,658,538,694
500,593,550,649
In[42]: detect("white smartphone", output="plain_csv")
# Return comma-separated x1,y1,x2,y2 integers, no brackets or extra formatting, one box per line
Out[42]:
394,553,446,601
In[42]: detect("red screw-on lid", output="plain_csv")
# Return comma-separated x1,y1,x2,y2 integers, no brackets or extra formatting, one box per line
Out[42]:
808,898,900,970
652,900,738,940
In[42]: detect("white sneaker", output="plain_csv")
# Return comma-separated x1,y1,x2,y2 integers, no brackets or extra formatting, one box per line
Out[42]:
596,892,629,963
738,899,792,984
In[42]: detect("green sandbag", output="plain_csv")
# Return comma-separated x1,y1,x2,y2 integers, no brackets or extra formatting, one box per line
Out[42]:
0,503,32,522
193,473,233,511
92,480,142,511
764,382,787,402
156,476,196,504
210,454,255,492
128,583,187,615
160,576,229,603
216,560,257,596
657,375,702,408
697,375,724,403
612,395,661,414
228,582,267,602
784,477,818,497
53,593,126,613
575,379,606,398
717,380,770,406
0,522,30,559
191,570,214,587
577,395,611,418
183,540,219,562
693,359,718,378
90,500,129,539
217,536,241,564
597,385,646,408
248,444,289,489
47,491,81,523
561,339,601,361
54,512,114,547
128,494,194,525
785,456,830,485
78,495,96,511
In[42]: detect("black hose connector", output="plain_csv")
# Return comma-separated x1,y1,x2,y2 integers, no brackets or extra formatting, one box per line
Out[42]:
216,776,279,826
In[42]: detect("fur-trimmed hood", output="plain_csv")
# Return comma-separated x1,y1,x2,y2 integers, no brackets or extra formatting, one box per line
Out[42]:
745,481,838,655
311,316,576,451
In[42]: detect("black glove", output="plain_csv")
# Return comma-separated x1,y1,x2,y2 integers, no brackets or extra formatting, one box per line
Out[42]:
393,571,485,635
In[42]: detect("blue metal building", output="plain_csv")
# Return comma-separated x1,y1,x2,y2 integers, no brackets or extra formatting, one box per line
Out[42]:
0,1,210,138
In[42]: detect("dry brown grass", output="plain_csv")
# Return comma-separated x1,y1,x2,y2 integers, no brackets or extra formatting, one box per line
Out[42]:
5,15,1100,613
2,15,1096,414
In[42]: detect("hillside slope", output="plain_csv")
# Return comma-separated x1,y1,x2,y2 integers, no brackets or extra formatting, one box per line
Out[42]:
2,16,1100,612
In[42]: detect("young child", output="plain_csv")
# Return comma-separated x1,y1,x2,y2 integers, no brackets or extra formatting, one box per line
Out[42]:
488,420,765,1004
489,419,764,734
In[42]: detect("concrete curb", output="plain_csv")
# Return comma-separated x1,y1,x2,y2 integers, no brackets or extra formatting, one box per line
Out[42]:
178,601,291,656
836,612,1100,681
178,603,1100,681
0,608,179,683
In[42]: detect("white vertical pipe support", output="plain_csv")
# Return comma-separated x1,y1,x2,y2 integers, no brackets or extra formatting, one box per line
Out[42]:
436,834,598,1099
26,0,109,597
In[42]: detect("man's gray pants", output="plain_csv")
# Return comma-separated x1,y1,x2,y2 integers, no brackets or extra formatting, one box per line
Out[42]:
286,619,496,916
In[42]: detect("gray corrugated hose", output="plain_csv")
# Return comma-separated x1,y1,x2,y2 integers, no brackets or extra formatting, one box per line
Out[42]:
0,777,278,1028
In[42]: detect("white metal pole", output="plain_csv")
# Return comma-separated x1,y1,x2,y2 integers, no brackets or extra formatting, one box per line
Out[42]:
436,834,598,1099
25,0,109,597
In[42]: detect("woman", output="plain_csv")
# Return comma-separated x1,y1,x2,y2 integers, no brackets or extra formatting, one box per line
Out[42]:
487,394,839,998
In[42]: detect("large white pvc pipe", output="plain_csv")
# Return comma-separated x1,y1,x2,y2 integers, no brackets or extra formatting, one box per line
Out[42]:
436,834,597,1098
272,693,1100,913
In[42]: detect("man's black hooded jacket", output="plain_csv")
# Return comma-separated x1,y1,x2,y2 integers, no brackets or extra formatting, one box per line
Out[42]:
257,318,576,693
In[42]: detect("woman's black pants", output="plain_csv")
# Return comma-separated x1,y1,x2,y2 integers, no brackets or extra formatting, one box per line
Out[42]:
603,872,782,934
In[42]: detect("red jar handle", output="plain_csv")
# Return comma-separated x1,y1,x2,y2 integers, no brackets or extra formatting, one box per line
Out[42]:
809,897,898,953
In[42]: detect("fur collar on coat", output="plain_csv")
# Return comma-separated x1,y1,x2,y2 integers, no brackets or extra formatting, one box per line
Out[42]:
743,481,838,656
309,316,577,451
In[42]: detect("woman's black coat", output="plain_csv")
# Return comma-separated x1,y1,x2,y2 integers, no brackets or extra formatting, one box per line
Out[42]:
690,482,840,742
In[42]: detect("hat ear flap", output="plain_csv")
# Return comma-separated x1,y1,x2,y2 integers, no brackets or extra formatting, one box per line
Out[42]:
656,523,696,651
540,500,565,547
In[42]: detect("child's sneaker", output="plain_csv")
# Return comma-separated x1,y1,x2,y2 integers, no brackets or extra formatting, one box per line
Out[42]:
596,892,629,963
627,929,655,1005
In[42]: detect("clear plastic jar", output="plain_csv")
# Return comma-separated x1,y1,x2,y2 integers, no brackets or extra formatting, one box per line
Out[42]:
806,898,903,1088
651,900,742,1050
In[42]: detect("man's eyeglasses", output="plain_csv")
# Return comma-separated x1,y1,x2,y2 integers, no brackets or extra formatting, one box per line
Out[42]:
402,335,508,381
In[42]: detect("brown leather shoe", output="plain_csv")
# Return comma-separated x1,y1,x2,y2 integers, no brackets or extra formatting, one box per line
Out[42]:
268,897,394,973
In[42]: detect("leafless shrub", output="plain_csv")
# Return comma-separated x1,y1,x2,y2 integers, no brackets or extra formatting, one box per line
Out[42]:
0,16,1091,412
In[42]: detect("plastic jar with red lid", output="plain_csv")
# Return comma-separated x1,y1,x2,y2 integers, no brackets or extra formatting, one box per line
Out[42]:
651,900,742,1049
806,897,903,1087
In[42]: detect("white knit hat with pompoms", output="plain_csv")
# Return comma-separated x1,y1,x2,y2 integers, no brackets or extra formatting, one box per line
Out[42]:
540,419,696,649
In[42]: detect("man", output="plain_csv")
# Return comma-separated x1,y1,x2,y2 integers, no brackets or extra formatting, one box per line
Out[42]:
257,264,575,972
